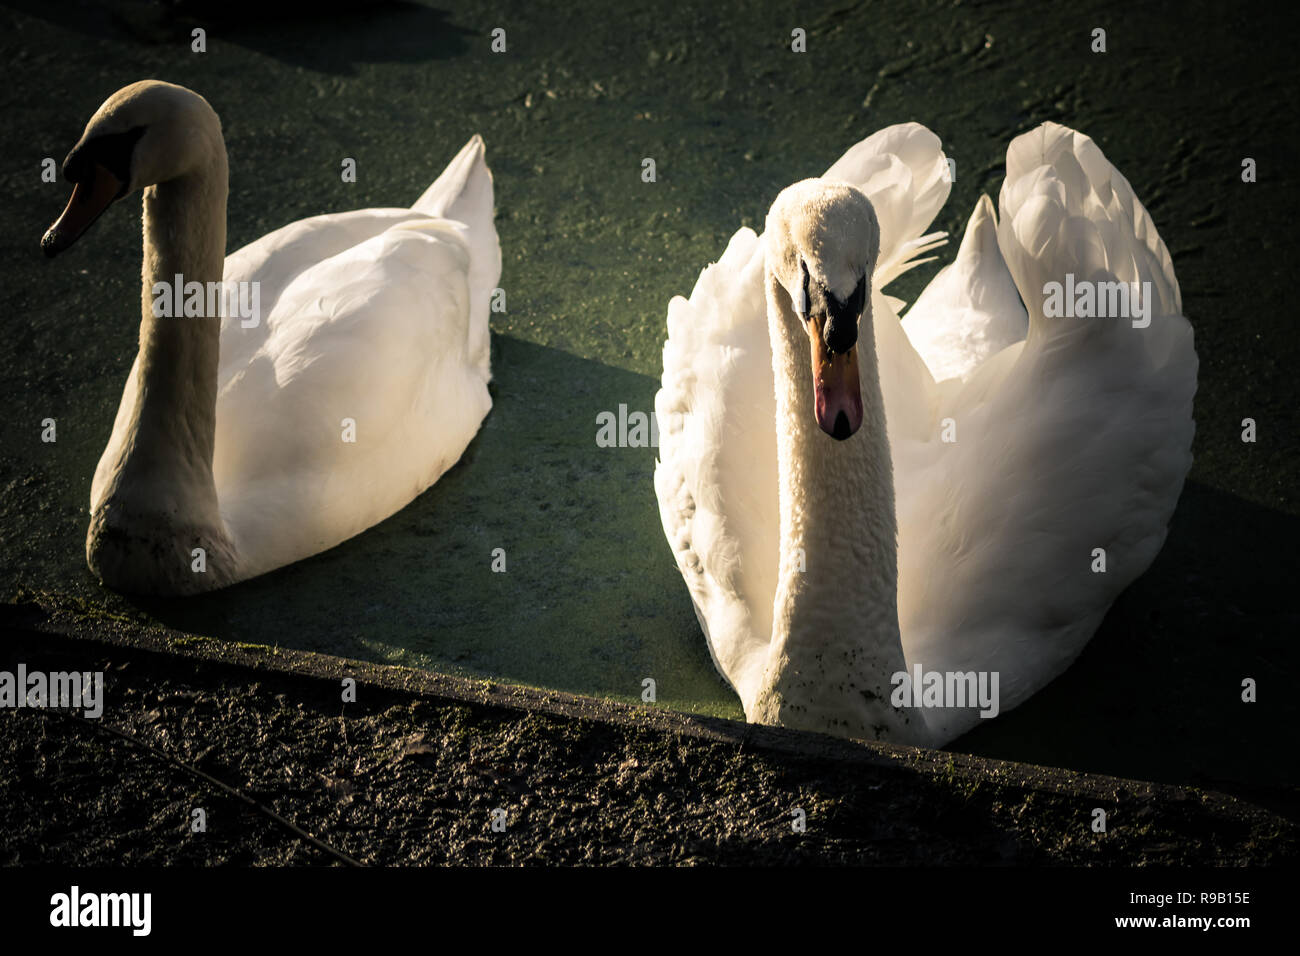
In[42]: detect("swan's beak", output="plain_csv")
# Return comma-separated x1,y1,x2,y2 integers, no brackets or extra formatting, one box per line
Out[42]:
41,163,124,258
809,319,863,441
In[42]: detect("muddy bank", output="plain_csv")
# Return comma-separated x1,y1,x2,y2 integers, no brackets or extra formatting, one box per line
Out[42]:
1,601,1293,865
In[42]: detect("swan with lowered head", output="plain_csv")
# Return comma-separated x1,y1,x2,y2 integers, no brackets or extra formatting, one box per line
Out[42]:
43,80,499,595
655,123,1197,747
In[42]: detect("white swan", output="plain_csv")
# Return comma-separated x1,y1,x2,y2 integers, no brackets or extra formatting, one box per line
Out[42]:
42,80,499,595
655,122,1197,747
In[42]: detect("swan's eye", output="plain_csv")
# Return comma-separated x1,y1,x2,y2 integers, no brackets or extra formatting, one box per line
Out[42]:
64,125,146,198
796,260,810,317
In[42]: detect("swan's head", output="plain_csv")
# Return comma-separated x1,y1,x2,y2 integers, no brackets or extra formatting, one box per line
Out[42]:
42,80,222,258
766,180,879,441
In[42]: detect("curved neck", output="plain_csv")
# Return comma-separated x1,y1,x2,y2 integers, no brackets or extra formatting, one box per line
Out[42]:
752,270,924,743
136,160,228,469
94,147,229,530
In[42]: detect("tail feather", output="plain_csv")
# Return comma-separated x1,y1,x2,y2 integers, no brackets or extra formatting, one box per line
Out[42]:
414,135,499,378
413,134,492,222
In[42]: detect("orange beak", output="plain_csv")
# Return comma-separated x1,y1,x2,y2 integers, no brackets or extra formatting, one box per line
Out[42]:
41,163,124,258
809,318,863,440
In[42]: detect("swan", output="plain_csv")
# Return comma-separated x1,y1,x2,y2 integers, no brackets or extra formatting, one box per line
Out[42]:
42,80,499,595
655,122,1197,747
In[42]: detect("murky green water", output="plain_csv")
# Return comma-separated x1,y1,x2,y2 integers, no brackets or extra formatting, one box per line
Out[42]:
1,0,1296,792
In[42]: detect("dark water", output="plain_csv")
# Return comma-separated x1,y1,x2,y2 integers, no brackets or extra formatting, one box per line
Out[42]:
0,0,1296,795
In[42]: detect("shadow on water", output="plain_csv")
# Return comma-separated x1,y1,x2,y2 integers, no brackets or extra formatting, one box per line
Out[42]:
4,0,475,73
951,478,1300,803
120,335,732,717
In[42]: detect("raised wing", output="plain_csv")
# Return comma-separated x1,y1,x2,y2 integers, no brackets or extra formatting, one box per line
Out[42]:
892,123,1196,741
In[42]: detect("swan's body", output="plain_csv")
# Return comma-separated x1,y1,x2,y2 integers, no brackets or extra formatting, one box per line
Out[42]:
44,81,499,594
655,123,1196,747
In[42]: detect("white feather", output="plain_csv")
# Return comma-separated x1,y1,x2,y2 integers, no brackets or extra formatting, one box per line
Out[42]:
214,138,498,580
77,82,499,594
655,121,1196,745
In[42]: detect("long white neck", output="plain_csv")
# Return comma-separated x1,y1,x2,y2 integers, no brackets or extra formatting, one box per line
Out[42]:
750,271,927,744
87,145,237,593
135,159,228,489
